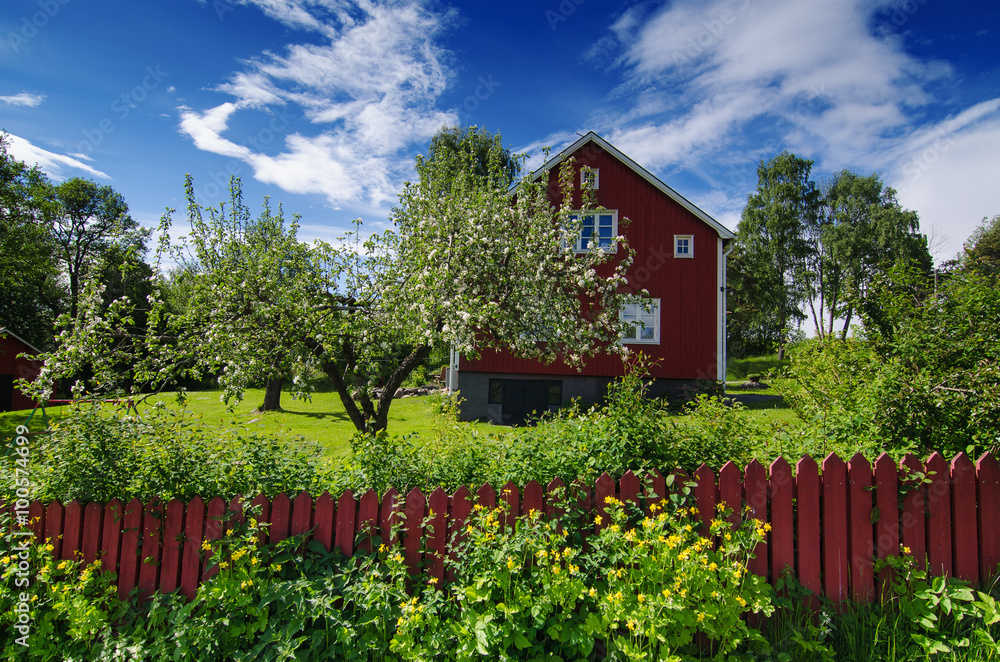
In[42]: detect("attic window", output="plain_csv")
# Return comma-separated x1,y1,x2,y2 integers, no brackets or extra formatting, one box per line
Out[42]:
580,167,599,189
674,234,694,258
570,210,617,252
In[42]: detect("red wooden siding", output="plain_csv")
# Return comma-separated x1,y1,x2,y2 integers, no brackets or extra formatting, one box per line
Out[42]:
7,452,1000,605
0,332,43,411
461,141,723,381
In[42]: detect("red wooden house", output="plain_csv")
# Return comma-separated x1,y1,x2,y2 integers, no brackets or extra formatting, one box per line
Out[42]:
456,132,735,424
0,327,44,412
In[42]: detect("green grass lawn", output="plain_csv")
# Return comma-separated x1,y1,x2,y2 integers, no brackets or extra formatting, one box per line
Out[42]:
1,386,499,457
2,357,800,458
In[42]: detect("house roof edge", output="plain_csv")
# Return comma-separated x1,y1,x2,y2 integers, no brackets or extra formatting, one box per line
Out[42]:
532,131,736,240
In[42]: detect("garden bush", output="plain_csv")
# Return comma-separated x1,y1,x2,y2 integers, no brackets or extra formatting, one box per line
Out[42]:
1,401,326,504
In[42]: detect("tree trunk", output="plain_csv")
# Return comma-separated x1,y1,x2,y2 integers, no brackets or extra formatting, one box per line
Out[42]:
259,377,283,411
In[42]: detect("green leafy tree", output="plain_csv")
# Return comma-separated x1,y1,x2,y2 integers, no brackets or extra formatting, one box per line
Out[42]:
962,213,1000,276
817,171,930,339
731,152,819,357
28,128,634,433
51,177,150,322
0,133,63,348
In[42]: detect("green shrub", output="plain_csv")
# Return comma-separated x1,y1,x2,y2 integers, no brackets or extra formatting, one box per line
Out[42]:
1,402,325,504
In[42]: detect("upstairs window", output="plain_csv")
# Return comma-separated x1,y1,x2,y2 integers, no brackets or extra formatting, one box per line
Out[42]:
571,210,618,252
674,234,694,258
580,167,599,189
621,299,660,344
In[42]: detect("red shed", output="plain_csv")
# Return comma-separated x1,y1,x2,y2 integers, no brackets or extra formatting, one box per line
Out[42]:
0,328,44,412
456,132,735,423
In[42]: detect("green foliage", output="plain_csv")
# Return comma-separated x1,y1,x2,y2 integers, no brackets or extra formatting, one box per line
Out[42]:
0,133,64,349
0,402,324,504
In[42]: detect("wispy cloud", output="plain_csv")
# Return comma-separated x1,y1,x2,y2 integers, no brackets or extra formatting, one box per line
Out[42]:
0,92,45,107
5,133,111,179
526,0,993,262
178,0,457,209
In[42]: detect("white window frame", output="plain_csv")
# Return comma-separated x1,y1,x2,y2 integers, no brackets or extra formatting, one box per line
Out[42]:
674,234,694,258
621,299,660,345
570,210,618,253
580,167,599,190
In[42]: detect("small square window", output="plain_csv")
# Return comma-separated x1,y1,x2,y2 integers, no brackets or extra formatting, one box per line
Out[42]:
674,235,694,258
581,167,599,189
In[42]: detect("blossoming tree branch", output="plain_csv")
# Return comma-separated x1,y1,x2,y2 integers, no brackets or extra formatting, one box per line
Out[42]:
26,128,637,434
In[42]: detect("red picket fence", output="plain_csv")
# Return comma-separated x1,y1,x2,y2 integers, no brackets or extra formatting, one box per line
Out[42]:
6,451,1000,603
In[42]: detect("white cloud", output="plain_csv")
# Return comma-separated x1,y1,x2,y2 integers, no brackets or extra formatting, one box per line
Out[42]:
889,101,1000,262
554,0,997,263
0,92,45,107
5,133,111,179
178,0,457,209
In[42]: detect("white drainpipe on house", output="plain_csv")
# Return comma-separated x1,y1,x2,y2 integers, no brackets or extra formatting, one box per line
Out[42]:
720,238,734,390
447,347,459,394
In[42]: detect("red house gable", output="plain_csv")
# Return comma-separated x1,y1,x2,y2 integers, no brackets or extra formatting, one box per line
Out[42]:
456,133,734,423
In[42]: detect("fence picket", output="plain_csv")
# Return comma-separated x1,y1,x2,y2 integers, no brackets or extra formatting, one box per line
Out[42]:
381,488,400,546
546,478,566,522
81,502,104,567
99,499,122,578
61,501,83,562
159,499,185,595
448,485,473,582
137,499,163,602
619,471,640,512
874,453,899,598
313,492,335,552
201,497,227,582
179,496,204,600
595,473,616,532
952,453,978,583
336,490,357,558
117,498,144,600
848,453,874,603
358,489,380,553
45,500,63,559
745,460,768,579
269,493,292,545
978,453,1000,579
291,491,313,540
427,488,448,586
501,482,519,529
926,453,952,577
796,456,821,602
403,488,426,575
769,458,793,587
645,470,666,516
718,462,742,527
823,454,849,603
693,465,715,536
522,481,544,516
900,454,926,570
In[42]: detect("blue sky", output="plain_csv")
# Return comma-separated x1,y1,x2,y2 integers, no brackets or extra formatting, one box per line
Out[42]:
2,0,998,264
